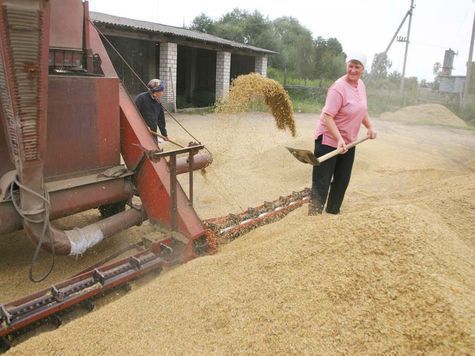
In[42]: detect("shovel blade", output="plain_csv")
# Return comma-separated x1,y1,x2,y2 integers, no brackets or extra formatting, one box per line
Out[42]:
285,147,319,166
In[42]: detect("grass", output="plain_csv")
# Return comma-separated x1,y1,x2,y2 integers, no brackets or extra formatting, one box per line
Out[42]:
291,98,323,113
267,67,334,88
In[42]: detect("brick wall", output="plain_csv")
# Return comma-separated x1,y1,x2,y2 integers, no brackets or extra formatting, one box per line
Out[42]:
215,51,231,102
254,55,268,77
159,42,177,111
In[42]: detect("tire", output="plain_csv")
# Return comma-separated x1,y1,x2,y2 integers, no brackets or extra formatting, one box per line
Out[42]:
98,201,127,218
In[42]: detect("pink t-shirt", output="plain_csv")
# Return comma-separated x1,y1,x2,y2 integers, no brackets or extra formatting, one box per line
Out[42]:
314,76,368,148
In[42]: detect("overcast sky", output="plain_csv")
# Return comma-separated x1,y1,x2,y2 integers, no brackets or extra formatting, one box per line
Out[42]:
89,0,475,81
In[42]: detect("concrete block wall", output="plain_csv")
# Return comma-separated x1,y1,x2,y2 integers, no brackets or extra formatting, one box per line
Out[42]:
159,42,177,111
254,55,268,77
215,51,231,102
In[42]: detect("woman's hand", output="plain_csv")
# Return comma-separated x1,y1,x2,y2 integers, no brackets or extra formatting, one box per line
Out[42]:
337,138,348,153
367,128,377,139
362,116,377,139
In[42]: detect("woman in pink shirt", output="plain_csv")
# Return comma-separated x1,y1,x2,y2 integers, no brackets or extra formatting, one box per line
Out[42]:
309,53,377,215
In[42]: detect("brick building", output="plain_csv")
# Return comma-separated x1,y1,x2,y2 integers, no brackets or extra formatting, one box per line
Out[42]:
91,12,276,110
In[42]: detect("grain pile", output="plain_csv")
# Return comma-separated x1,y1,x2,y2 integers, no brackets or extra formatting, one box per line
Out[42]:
379,103,467,126
216,73,296,136
5,113,475,354
9,194,475,355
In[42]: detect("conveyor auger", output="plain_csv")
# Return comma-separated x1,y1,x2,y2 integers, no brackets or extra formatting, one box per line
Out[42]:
0,188,310,352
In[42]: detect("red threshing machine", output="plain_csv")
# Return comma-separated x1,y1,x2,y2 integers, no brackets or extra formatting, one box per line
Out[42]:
0,0,214,346
0,0,211,262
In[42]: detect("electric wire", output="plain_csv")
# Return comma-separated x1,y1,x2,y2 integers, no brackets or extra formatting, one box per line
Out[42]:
10,177,55,283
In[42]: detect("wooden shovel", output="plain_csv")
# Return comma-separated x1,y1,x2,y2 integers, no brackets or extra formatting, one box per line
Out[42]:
286,136,369,166
148,128,184,148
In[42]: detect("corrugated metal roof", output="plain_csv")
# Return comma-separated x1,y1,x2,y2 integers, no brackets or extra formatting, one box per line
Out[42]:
90,12,277,55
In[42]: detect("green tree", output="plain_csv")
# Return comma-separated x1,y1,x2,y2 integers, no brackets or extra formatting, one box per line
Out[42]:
272,16,314,76
326,38,343,55
314,37,345,80
212,8,277,49
294,36,316,80
388,70,401,82
188,9,346,82
386,70,402,90
370,52,392,79
213,8,247,42
189,13,215,33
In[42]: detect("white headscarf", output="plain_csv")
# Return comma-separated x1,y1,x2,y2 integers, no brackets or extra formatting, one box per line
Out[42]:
346,52,367,68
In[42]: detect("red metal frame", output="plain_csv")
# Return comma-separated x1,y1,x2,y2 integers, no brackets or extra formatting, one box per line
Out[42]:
89,21,206,262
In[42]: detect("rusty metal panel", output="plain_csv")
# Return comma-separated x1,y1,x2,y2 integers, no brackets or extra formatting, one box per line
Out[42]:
49,0,83,49
0,114,14,178
0,1,49,165
95,76,121,168
44,76,120,178
0,0,50,236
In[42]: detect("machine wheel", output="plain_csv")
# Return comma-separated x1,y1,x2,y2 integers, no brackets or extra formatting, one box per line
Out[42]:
81,300,95,312
98,201,127,218
49,314,62,328
0,336,11,352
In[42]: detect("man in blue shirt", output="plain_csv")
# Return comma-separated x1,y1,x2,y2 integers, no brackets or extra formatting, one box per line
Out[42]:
134,79,168,141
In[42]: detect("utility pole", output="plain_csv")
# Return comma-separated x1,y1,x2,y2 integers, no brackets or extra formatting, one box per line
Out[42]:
368,3,413,86
399,0,415,97
462,9,475,108
369,9,411,78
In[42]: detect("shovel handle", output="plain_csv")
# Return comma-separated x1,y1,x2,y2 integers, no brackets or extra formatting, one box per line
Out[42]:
148,128,185,148
317,136,369,164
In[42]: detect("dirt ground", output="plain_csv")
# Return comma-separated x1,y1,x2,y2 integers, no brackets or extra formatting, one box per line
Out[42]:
2,105,475,354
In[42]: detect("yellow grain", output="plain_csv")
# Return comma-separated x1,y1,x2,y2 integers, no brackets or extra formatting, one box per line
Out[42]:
216,73,297,137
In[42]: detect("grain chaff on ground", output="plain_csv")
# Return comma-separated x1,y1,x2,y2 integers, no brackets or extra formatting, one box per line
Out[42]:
3,108,475,355
216,73,297,137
